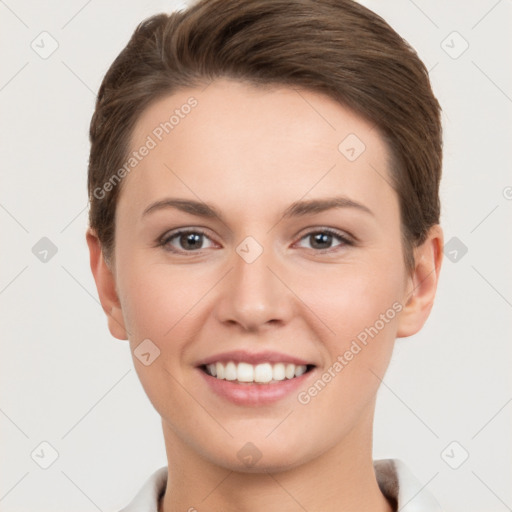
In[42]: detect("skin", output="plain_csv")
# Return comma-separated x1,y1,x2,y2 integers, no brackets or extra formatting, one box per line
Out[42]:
87,78,443,512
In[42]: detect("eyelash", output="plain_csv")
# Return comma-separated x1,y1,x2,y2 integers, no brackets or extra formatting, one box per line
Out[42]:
157,227,354,255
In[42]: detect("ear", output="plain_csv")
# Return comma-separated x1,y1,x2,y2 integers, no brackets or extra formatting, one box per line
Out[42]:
86,228,128,340
396,224,444,338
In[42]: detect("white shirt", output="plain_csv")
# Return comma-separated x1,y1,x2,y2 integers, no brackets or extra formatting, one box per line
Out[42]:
119,458,443,511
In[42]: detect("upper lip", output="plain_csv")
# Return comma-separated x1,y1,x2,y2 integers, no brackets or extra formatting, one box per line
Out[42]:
195,350,315,367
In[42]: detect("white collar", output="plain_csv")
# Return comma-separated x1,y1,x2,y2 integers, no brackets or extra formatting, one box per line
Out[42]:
119,458,443,511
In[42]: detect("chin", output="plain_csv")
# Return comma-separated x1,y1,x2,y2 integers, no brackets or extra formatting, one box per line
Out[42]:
220,453,307,474
203,436,316,474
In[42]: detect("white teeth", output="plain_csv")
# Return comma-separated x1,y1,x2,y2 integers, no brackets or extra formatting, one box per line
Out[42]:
294,365,307,377
237,362,254,382
225,361,237,381
204,361,309,383
207,363,217,377
272,363,285,381
285,363,295,379
215,362,225,379
254,363,273,383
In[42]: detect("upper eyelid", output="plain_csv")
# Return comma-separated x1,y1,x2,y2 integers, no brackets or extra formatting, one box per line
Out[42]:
294,228,354,248
160,227,215,242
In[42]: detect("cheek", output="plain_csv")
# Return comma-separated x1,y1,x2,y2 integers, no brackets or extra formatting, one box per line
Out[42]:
115,261,207,415
302,252,404,337
117,259,207,340
301,257,404,392
285,270,402,458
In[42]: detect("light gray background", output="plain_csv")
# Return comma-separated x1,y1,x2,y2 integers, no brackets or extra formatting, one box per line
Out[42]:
1,1,511,511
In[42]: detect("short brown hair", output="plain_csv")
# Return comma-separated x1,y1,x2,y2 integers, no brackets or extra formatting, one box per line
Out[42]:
88,0,442,273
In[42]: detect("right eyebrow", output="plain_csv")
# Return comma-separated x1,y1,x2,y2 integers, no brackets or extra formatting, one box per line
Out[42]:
143,198,223,221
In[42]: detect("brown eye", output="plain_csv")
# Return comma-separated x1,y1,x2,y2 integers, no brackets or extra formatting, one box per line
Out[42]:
160,229,215,253
296,229,352,252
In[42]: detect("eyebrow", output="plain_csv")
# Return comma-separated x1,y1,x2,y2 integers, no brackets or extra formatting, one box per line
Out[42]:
142,196,374,221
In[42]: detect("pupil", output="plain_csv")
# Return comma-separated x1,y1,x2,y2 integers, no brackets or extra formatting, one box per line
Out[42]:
311,233,331,249
182,233,202,250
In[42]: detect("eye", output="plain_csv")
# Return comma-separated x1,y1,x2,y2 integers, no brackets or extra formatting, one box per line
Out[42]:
157,227,353,255
295,228,353,252
159,229,216,253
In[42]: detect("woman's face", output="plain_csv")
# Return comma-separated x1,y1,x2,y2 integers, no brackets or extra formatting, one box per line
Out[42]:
100,79,429,471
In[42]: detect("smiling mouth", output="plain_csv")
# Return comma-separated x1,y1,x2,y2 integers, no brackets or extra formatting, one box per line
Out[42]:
200,361,316,384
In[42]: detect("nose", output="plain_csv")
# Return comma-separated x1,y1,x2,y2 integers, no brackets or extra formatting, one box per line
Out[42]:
214,239,294,332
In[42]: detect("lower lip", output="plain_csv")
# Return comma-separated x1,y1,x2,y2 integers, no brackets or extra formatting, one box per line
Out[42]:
197,367,315,406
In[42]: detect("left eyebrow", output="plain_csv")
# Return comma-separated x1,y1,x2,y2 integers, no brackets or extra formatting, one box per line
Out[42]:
141,195,374,222
281,196,374,218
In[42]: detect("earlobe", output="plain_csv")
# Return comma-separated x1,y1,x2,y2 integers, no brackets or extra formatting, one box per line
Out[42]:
396,225,444,338
86,228,128,341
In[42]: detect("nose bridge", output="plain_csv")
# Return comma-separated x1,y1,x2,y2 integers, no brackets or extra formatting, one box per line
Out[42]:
216,235,291,329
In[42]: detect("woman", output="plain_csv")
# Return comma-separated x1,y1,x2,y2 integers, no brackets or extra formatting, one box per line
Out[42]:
86,0,444,510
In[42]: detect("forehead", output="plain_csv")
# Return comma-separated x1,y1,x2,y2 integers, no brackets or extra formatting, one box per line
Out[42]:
121,78,397,223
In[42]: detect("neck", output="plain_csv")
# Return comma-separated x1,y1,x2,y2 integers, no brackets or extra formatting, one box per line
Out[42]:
159,407,394,512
